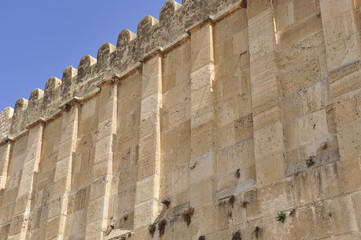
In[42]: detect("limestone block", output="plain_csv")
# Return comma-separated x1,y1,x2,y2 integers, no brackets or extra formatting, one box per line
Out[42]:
113,187,136,218
134,199,159,229
292,163,338,206
253,105,283,130
190,65,215,92
286,203,332,239
216,139,254,178
337,120,361,161
80,97,98,120
281,59,321,97
280,14,322,48
248,9,275,60
247,0,272,19
140,93,162,122
8,213,23,236
190,121,214,156
190,23,214,72
46,198,62,220
337,157,361,194
334,92,361,126
191,104,215,129
140,113,159,138
244,180,294,221
251,74,279,108
254,122,284,157
215,122,235,149
86,196,106,224
136,153,159,181
114,147,138,174
330,68,361,99
64,210,87,238
142,57,162,99
351,191,361,230
190,179,214,208
51,178,67,200
139,133,160,161
274,0,294,31
190,151,215,184
44,216,61,240
321,0,361,71
325,195,359,235
135,175,160,205
0,224,10,240
171,165,189,195
168,103,189,129
234,113,253,142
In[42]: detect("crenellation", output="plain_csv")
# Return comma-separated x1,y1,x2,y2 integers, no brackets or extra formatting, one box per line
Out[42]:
61,66,78,101
160,0,181,23
137,15,159,37
41,77,62,119
116,29,137,48
28,88,44,105
77,55,97,81
24,88,44,127
97,42,116,66
10,98,28,136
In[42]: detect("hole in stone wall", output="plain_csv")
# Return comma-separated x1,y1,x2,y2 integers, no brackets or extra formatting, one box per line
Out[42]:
148,223,156,237
158,219,167,237
232,231,241,240
182,207,195,226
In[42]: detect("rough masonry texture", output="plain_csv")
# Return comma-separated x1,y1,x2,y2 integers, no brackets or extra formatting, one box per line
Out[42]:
1,0,361,239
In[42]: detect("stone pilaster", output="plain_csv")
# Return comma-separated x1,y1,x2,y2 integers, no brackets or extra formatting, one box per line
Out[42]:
134,53,163,230
56,103,79,240
247,1,286,186
12,123,44,240
188,21,216,235
320,0,361,194
85,82,118,240
0,141,11,190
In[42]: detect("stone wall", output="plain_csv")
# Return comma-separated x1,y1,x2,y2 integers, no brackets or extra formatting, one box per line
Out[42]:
1,0,361,239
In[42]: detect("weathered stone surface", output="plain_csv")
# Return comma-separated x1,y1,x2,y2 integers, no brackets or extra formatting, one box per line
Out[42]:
1,0,361,239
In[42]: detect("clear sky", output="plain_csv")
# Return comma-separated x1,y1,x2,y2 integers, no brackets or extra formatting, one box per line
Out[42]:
0,0,182,111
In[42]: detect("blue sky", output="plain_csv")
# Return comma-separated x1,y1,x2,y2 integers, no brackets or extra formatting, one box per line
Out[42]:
0,0,182,111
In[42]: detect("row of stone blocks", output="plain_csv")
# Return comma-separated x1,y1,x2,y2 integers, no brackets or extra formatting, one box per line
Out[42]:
0,0,245,140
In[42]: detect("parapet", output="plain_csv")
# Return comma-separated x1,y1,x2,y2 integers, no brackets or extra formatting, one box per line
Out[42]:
0,0,245,140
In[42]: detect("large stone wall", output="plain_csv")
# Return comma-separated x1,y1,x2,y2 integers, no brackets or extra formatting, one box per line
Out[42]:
1,0,361,239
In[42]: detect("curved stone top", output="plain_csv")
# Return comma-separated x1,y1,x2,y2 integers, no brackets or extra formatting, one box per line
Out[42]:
0,0,245,139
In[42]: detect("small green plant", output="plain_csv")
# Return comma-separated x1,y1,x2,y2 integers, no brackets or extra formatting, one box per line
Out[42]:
276,211,287,223
305,156,316,167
